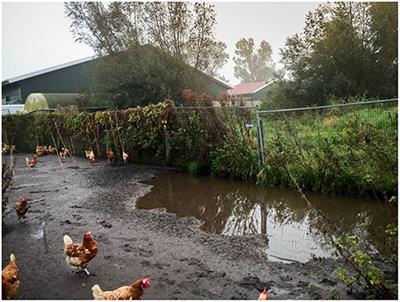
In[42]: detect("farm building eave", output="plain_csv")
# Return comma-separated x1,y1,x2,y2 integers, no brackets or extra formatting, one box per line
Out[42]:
228,80,275,97
253,80,275,93
2,56,96,85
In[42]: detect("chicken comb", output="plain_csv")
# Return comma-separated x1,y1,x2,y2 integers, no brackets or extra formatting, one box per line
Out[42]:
142,278,151,287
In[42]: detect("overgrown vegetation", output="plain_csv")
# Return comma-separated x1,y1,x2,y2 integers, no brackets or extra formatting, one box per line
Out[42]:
333,228,398,299
265,2,397,108
2,100,397,199
257,105,398,198
210,108,258,180
2,87,398,201
2,99,232,172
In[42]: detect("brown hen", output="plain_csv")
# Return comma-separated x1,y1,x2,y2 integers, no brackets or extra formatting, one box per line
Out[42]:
92,278,150,300
2,254,20,299
64,231,98,275
106,149,115,162
36,146,47,156
25,155,37,168
16,197,29,220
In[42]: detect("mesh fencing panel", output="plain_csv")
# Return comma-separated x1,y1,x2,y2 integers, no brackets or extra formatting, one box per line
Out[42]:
257,100,398,196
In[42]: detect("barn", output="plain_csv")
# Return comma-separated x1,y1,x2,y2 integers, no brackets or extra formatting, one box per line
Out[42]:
2,55,231,106
2,57,97,105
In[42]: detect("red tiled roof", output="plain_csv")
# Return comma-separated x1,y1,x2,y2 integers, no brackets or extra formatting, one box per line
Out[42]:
228,81,268,96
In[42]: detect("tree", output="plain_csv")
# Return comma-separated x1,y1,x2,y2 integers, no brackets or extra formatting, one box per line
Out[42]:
368,2,398,97
88,48,197,108
277,2,397,106
65,2,228,76
65,2,144,56
64,2,228,107
233,38,275,83
142,2,228,76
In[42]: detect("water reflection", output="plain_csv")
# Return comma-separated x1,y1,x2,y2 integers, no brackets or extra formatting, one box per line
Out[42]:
136,172,396,262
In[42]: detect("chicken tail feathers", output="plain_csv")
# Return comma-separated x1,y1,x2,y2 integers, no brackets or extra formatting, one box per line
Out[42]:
10,254,16,262
63,234,73,245
25,158,29,165
92,284,104,300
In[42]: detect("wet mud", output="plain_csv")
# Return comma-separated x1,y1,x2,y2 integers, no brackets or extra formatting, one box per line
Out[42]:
2,154,370,299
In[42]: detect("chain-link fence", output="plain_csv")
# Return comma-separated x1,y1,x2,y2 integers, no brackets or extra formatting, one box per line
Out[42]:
255,99,398,196
258,99,398,145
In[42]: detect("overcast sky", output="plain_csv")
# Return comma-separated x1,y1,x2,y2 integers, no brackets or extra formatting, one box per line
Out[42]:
2,1,320,85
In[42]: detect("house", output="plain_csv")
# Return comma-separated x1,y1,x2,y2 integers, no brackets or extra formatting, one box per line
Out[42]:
2,55,232,106
227,81,275,107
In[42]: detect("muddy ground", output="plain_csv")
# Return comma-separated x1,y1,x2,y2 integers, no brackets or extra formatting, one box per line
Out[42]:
2,154,359,299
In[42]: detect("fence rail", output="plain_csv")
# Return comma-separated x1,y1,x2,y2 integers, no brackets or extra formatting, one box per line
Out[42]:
257,98,398,114
171,105,256,110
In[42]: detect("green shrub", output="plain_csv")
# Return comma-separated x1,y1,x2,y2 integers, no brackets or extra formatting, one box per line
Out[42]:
211,139,258,181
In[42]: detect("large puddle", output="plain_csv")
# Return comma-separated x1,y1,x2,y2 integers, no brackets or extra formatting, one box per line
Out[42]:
136,172,396,263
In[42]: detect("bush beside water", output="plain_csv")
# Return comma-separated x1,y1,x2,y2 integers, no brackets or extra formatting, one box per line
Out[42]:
2,101,397,199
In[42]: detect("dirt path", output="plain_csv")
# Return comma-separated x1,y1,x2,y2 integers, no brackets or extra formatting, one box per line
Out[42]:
2,154,353,299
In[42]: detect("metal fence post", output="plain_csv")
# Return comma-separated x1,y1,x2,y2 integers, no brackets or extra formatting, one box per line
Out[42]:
255,106,265,165
165,128,170,164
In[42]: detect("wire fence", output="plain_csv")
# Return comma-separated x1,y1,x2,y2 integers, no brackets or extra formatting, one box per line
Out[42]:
253,98,398,197
170,98,398,168
157,98,398,173
257,98,398,162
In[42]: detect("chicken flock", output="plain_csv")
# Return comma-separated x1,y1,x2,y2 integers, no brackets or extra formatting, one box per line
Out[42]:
24,145,129,167
2,145,269,300
3,195,150,300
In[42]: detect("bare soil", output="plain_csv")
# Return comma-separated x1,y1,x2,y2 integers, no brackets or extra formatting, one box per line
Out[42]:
2,154,357,299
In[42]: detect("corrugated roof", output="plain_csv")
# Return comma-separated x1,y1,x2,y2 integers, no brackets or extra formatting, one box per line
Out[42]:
2,56,96,85
228,81,273,96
